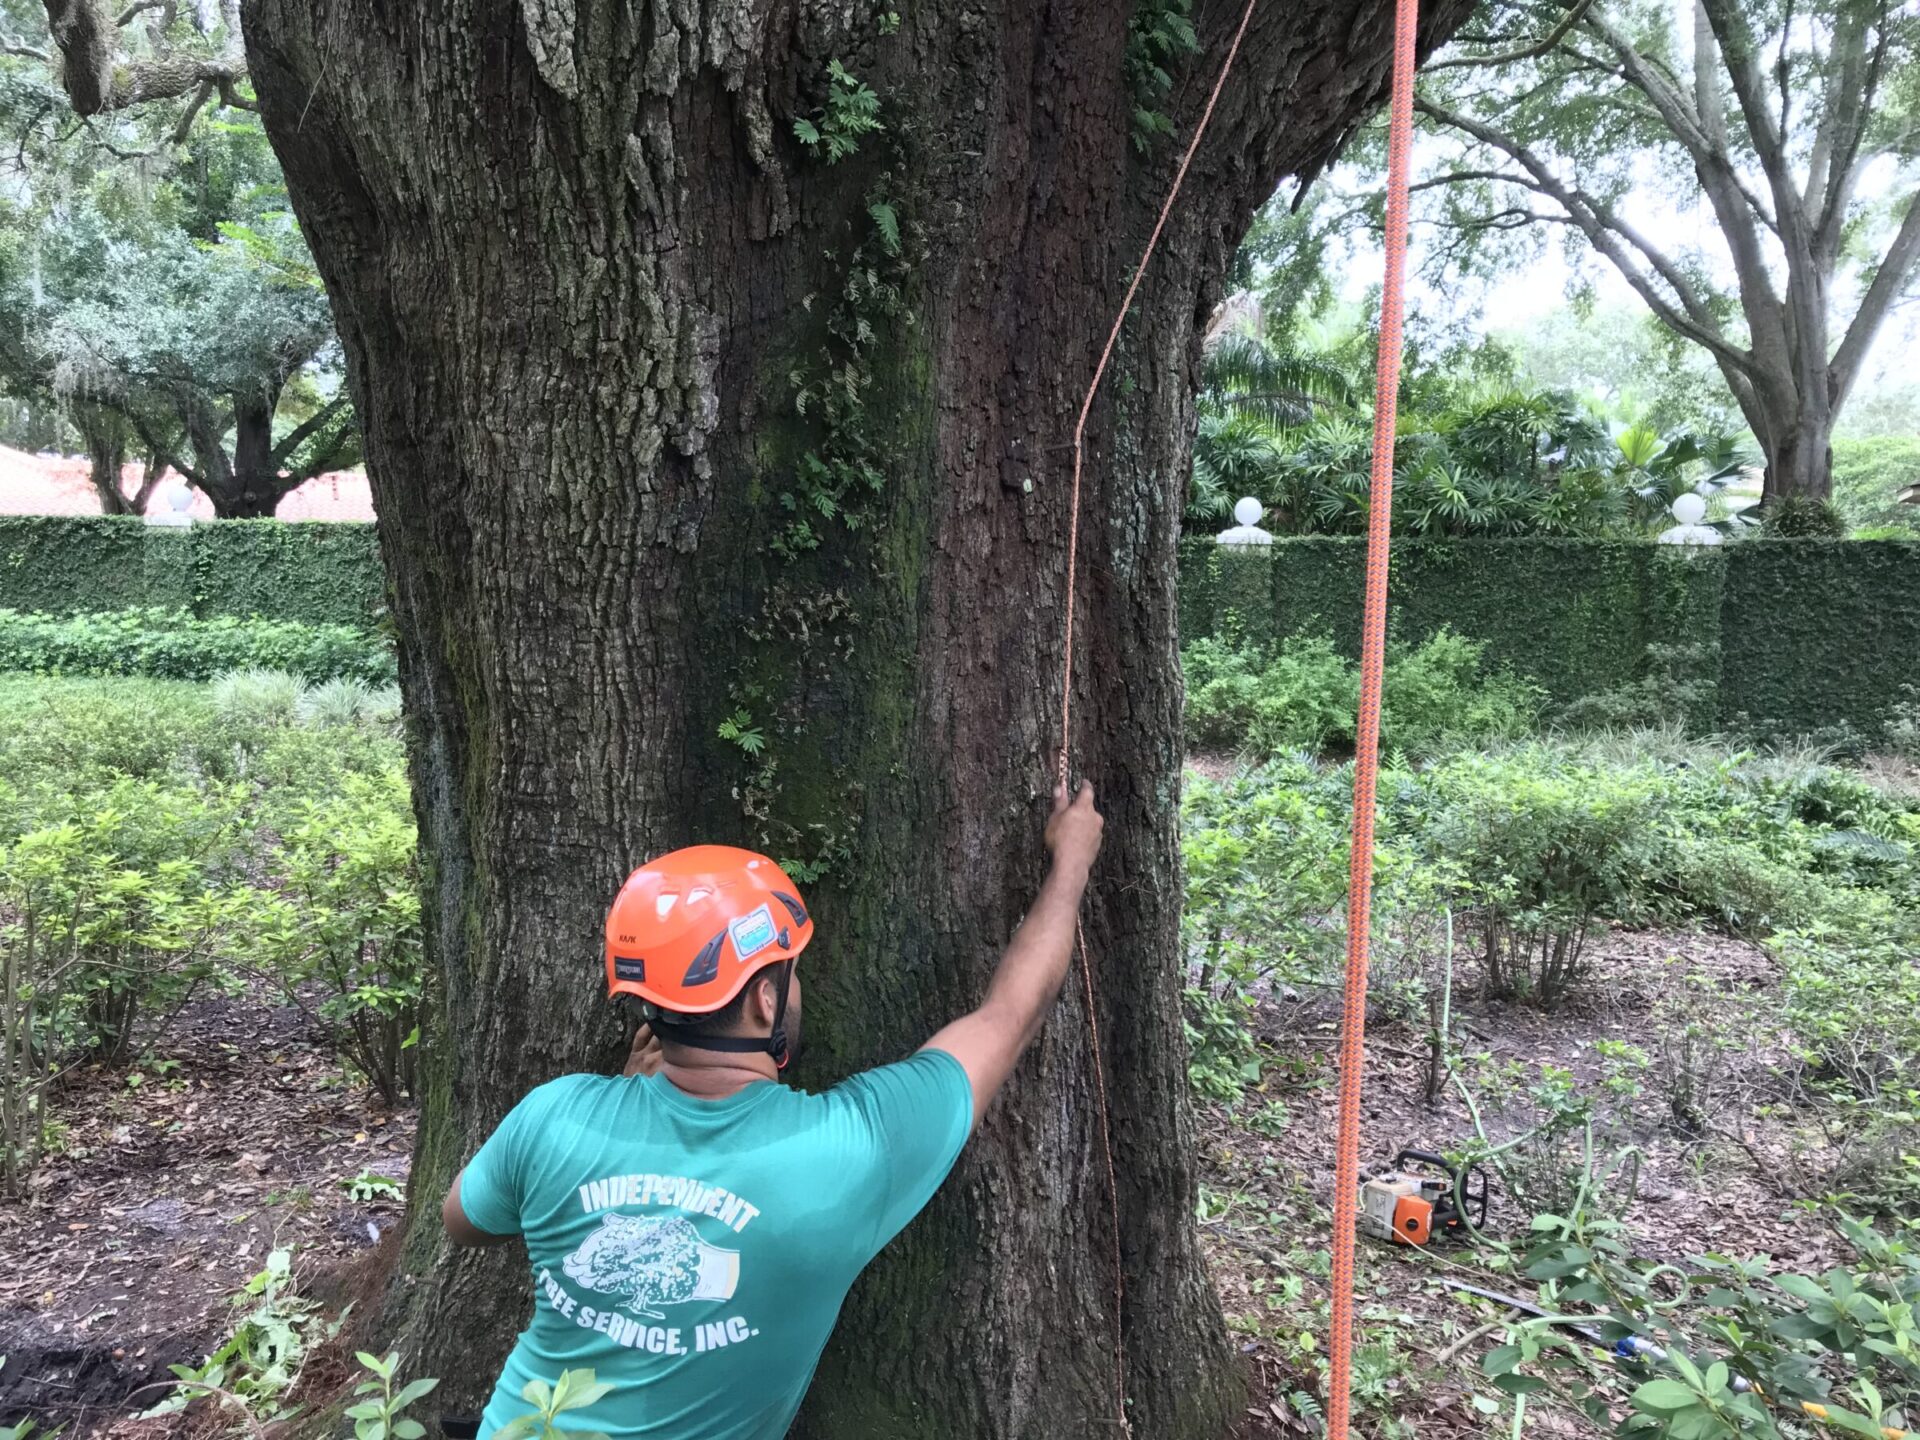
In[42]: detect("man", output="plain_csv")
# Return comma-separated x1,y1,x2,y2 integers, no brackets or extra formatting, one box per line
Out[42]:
441,780,1104,1439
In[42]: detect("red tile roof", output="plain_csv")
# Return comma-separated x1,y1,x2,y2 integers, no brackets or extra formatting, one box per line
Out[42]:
0,445,375,521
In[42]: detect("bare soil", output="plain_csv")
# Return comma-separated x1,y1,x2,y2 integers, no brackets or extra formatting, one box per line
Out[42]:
0,990,409,1436
1207,927,1846,1440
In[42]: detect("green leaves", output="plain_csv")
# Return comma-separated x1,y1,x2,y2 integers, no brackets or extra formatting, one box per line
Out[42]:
867,201,900,255
1124,0,1200,151
791,60,883,164
717,710,767,757
499,1368,614,1440
1477,1199,1920,1440
349,1349,440,1440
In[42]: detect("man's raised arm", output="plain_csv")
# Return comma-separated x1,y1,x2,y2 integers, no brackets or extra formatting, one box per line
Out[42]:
923,780,1104,1127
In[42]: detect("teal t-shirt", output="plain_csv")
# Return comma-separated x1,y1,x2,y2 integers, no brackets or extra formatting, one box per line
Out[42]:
459,1049,974,1440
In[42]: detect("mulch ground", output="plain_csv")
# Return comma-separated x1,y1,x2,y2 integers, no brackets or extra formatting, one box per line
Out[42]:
0,930,1841,1440
0,987,410,1436
1206,926,1846,1439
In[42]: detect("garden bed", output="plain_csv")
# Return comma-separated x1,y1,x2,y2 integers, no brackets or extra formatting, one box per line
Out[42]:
0,985,409,1436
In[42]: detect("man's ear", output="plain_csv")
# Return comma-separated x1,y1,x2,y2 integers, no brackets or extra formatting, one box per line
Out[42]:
747,972,779,1031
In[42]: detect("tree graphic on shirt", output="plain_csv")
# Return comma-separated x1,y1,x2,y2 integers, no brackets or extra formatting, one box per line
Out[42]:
562,1213,709,1319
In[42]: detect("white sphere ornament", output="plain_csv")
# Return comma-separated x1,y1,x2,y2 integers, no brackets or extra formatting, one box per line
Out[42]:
1217,497,1274,548
1671,492,1707,526
146,479,196,527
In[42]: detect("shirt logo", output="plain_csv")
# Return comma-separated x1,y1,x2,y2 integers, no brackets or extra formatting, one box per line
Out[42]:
562,1212,739,1319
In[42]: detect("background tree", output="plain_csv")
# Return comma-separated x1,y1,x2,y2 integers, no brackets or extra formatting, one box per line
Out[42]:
1,1,356,515
1408,0,1920,505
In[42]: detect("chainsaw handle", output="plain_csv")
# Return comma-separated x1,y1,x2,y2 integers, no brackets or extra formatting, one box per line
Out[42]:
1394,1148,1457,1175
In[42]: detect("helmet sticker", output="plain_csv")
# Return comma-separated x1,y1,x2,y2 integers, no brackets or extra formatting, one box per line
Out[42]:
728,904,777,962
614,957,646,983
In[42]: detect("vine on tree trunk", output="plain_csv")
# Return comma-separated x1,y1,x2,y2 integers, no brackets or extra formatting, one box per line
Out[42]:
715,42,922,882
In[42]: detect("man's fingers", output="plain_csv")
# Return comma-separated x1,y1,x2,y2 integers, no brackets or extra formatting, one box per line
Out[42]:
1074,780,1096,810
1052,780,1069,813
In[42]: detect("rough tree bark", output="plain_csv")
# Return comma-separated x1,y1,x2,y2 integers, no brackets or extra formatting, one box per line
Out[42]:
243,2,1466,1434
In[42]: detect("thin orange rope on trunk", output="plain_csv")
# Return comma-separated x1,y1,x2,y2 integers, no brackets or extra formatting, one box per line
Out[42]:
1325,0,1421,1434
1055,1,1261,1431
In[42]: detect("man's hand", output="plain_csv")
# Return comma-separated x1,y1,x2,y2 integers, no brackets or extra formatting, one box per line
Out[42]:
623,1022,664,1078
1044,779,1104,879
922,778,1104,1127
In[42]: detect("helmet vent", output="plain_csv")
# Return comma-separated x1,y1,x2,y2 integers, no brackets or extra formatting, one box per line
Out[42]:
682,929,727,988
773,892,809,928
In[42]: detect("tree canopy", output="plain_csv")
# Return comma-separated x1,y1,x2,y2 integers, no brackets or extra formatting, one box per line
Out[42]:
0,0,355,514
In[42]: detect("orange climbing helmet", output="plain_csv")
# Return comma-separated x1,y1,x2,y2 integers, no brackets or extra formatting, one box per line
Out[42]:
605,843,813,1021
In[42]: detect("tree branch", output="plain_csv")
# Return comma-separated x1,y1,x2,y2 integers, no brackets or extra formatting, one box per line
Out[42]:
1406,167,1544,195
115,0,164,25
1587,7,1788,352
1830,192,1920,409
36,0,246,116
170,79,212,143
269,394,352,467
2,36,50,60
1811,12,1888,255
1426,0,1601,71
1416,93,1760,379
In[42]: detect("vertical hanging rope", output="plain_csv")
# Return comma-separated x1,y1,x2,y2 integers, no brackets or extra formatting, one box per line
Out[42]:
1324,0,1421,1433
1054,2,1262,1430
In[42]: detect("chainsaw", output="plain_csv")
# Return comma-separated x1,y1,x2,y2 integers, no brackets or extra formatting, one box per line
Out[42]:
1358,1149,1488,1245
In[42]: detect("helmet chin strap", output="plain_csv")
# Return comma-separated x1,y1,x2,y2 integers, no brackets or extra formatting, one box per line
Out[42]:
652,961,793,1071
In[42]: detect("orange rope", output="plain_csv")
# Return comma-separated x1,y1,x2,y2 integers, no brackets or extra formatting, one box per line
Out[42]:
1325,0,1421,1433
1055,2,1261,1431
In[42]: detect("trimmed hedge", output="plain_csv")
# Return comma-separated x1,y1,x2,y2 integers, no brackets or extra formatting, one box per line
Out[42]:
1179,536,1920,739
0,516,384,629
0,607,395,684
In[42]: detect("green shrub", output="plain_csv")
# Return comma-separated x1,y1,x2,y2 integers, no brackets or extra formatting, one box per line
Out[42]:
1181,759,1447,1096
296,676,396,730
212,668,308,730
245,724,409,801
1245,635,1360,754
1832,434,1920,532
1380,627,1540,754
1183,629,1539,758
1417,750,1666,1005
1886,688,1920,763
0,675,236,783
1495,1206,1920,1440
0,608,394,684
1556,642,1715,733
1771,913,1920,1104
0,776,253,1191
1183,761,1351,999
1762,495,1849,536
247,766,423,1103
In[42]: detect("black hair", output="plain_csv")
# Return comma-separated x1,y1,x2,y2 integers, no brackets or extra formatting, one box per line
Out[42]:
653,969,779,1041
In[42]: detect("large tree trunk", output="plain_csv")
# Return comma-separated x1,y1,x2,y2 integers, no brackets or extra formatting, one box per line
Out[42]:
1757,409,1836,504
245,2,1467,1434
183,387,295,518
